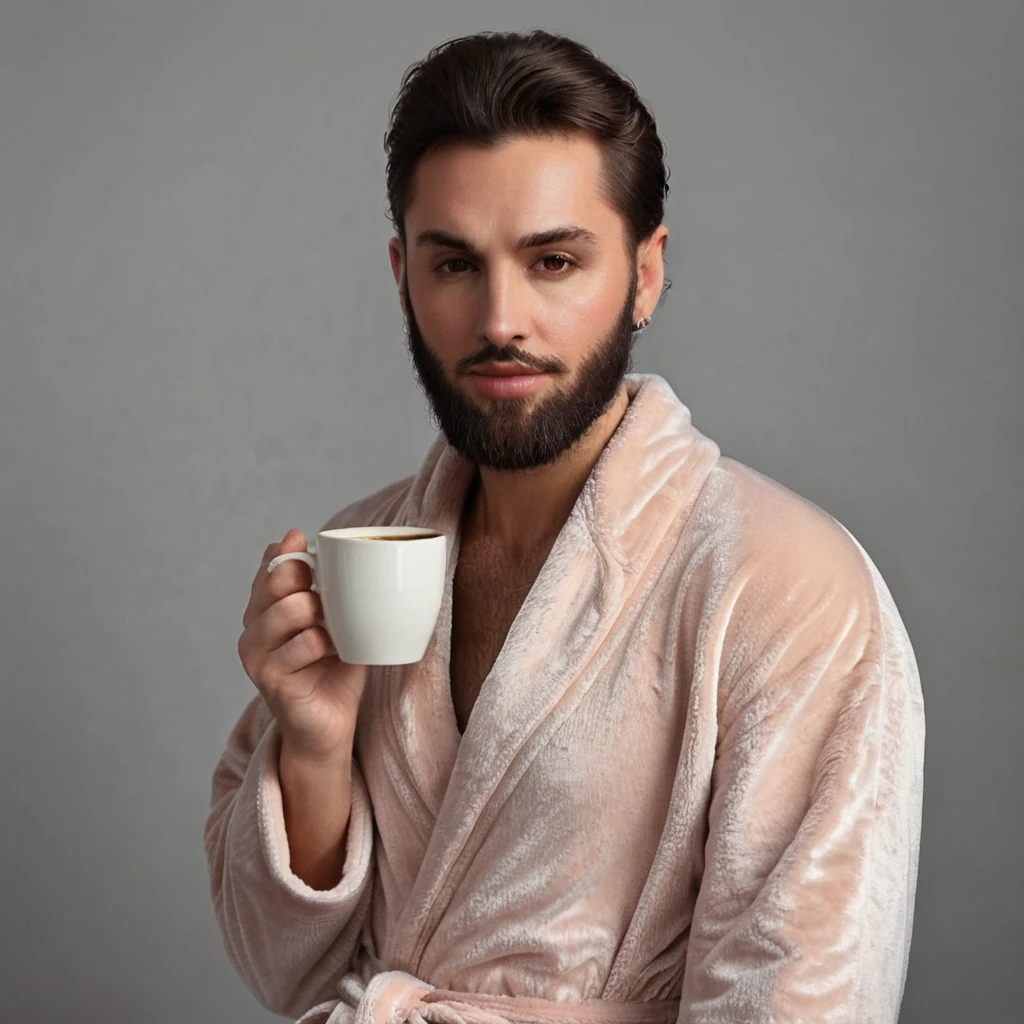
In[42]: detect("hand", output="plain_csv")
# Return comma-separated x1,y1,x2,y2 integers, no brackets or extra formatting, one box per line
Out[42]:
237,529,368,764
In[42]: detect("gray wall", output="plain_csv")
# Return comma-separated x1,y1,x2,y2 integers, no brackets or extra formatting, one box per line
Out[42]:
2,1,1020,1021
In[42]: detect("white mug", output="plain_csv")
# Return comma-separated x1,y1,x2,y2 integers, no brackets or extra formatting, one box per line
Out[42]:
266,526,447,666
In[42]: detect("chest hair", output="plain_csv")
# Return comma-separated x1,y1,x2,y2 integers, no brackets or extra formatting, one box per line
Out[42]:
449,540,551,732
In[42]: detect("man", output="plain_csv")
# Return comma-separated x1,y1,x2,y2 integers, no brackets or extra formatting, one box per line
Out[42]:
206,30,925,1024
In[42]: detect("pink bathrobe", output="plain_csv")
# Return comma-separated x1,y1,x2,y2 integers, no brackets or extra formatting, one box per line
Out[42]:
205,373,925,1024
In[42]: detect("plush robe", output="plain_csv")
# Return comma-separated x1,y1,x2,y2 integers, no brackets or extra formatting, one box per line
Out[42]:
205,373,925,1024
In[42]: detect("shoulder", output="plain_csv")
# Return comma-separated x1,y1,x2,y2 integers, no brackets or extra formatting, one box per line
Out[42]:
318,473,417,532
690,456,923,753
695,457,876,587
689,456,897,668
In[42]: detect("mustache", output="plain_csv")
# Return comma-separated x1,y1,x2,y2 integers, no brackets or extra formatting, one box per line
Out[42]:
400,278,569,376
459,347,565,374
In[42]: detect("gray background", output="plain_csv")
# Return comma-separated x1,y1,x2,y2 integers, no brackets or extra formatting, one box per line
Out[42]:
2,1,1021,1021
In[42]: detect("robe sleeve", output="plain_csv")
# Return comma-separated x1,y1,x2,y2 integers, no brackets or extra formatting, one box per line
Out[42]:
678,525,925,1023
203,693,374,1016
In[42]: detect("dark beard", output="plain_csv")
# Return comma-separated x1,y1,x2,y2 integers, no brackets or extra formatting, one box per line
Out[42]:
401,268,638,471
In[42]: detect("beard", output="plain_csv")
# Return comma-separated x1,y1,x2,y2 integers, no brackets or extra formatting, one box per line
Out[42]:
401,268,638,472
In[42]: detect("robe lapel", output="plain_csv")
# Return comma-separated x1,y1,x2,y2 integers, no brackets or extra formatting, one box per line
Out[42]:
362,439,475,843
366,375,721,977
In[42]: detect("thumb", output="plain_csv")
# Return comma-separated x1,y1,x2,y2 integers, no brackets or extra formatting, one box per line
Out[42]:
279,528,309,554
276,528,313,591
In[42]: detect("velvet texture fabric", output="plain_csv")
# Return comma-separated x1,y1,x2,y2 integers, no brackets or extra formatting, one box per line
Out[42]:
205,374,925,1024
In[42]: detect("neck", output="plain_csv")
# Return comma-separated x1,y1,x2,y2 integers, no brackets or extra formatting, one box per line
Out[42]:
461,384,631,559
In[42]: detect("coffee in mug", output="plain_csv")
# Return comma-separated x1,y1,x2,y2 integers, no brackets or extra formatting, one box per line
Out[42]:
266,526,447,665
357,534,432,542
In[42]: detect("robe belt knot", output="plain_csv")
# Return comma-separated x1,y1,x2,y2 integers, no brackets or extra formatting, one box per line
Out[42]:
295,966,682,1024
345,968,511,1024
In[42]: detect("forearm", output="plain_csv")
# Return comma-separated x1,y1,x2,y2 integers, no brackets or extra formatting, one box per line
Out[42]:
279,735,355,891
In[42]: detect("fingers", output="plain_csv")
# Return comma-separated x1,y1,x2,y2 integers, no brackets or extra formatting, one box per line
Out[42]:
244,529,314,629
262,588,322,648
267,625,337,678
238,589,333,682
251,529,310,585
243,587,321,654
237,622,336,696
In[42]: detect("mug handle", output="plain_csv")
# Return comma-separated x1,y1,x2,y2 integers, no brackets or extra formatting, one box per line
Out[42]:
266,545,320,593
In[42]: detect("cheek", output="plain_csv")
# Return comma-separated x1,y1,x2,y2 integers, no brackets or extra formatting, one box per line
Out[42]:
406,276,465,359
421,292,468,334
415,299,470,370
539,271,626,340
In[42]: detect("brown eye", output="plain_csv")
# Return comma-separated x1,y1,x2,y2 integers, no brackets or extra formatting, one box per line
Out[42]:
439,258,472,275
540,255,575,274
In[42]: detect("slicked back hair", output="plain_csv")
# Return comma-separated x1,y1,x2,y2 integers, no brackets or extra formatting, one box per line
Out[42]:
384,30,670,258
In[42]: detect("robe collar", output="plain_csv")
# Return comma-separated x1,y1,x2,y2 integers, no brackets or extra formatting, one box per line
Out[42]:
392,373,721,573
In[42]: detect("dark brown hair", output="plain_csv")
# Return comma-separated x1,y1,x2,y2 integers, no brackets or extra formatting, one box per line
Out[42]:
383,30,670,256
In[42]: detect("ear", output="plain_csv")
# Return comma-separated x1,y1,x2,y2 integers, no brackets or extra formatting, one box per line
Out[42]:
388,236,408,318
633,225,669,322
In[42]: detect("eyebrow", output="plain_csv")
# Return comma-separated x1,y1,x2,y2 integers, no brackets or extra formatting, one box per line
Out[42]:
414,225,600,259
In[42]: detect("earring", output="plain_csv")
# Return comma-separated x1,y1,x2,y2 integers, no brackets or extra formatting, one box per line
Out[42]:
632,314,652,333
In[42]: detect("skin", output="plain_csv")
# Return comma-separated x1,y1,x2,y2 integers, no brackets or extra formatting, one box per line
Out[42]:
389,130,668,559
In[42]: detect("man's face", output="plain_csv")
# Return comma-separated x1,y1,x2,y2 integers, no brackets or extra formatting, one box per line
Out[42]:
390,132,641,472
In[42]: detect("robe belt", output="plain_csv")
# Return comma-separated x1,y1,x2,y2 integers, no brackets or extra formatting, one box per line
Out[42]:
294,967,682,1024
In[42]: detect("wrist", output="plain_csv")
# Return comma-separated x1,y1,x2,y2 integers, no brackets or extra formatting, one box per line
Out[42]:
278,731,354,774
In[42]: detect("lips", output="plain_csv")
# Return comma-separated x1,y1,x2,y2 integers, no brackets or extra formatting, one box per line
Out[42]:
469,362,545,377
466,366,551,399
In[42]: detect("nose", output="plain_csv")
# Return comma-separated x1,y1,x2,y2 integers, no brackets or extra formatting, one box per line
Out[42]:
477,263,531,348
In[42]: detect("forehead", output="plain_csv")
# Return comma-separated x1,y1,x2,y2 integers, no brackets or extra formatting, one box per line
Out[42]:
404,132,623,245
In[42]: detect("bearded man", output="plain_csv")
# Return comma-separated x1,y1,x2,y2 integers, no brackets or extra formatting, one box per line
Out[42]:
207,29,925,1024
